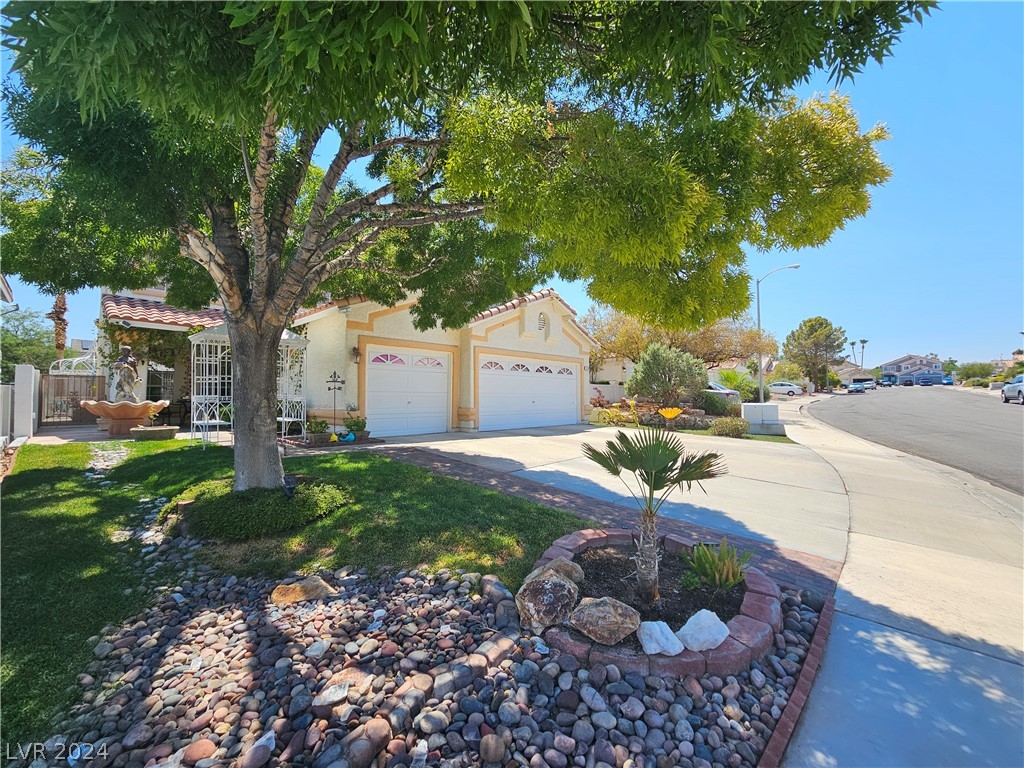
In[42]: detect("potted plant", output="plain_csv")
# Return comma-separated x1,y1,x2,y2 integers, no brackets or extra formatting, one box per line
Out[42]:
342,414,369,441
305,417,331,445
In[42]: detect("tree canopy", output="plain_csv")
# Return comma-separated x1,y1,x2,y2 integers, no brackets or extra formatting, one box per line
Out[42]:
626,343,707,406
782,316,849,390
581,304,777,370
1,308,55,381
1,1,931,488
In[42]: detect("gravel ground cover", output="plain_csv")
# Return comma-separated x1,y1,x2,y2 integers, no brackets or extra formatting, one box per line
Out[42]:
8,445,823,768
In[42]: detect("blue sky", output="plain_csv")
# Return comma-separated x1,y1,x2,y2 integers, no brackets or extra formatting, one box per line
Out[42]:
3,2,1022,368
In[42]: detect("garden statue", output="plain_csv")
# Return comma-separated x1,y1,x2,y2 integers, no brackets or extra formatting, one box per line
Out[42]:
112,345,141,403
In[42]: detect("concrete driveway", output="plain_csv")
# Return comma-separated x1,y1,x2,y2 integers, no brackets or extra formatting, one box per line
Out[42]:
386,424,851,562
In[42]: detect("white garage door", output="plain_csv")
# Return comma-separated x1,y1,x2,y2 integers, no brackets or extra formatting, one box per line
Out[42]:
366,347,450,437
478,356,580,431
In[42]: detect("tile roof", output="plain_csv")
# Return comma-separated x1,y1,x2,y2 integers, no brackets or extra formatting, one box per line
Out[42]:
471,288,596,343
101,294,224,330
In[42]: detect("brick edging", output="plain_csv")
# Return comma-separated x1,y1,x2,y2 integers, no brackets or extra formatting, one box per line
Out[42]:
757,595,837,768
537,529,784,679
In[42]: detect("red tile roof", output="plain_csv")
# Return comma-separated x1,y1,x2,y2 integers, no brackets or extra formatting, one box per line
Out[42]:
471,288,595,343
101,294,224,330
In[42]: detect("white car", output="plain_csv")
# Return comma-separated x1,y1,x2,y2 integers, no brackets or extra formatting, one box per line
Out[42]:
767,381,803,396
705,381,741,403
860,380,876,390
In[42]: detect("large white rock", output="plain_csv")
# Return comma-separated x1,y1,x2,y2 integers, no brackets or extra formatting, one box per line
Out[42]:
676,609,729,651
637,621,685,656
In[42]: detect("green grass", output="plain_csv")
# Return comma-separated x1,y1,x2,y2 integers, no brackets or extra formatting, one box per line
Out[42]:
1,440,587,743
676,428,796,444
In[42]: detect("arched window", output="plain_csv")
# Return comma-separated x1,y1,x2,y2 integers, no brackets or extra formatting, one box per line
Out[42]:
556,367,574,376
482,361,504,370
536,365,553,374
511,363,529,372
371,353,404,365
415,357,443,368
538,312,548,331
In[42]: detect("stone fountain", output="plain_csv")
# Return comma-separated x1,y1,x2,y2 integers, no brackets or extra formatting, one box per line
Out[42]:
81,345,170,436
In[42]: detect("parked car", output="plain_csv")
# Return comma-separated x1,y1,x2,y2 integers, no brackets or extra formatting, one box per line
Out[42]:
767,381,802,396
705,381,741,403
942,376,954,385
900,379,914,386
1001,375,1024,404
848,383,865,394
860,380,876,390
918,378,933,386
878,380,893,387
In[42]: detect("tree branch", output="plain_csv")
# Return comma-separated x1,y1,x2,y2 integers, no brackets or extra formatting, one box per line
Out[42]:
318,204,484,256
349,134,446,161
176,223,245,318
248,102,279,265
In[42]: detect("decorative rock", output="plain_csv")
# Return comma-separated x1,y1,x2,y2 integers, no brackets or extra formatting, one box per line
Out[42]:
637,621,685,656
93,642,114,659
592,711,617,730
182,739,216,765
121,723,154,749
523,557,585,585
270,575,337,606
515,573,579,635
480,733,505,763
676,610,729,652
750,668,766,688
569,597,640,646
580,685,607,712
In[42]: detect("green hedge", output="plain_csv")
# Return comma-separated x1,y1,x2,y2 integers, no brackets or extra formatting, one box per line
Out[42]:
173,480,352,540
708,416,750,438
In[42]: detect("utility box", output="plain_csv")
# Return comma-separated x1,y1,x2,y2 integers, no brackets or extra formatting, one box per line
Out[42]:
741,402,787,436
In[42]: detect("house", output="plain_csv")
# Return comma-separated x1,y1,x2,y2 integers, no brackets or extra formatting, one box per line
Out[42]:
0,273,14,305
879,354,944,385
98,287,594,437
833,363,876,387
295,288,594,436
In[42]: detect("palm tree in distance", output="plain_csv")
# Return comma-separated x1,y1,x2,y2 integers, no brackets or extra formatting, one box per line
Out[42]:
860,339,869,369
583,430,726,604
850,341,857,365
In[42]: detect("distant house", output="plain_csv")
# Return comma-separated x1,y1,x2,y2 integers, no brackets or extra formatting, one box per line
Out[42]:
879,354,944,385
833,363,876,386
0,273,13,305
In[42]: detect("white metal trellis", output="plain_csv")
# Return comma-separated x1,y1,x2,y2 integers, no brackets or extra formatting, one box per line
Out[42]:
188,324,308,446
49,346,99,375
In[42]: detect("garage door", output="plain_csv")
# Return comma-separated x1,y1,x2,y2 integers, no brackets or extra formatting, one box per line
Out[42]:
366,347,450,437
478,356,579,431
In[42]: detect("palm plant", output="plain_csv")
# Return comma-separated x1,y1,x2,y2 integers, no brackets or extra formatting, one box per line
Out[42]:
859,339,869,369
717,368,756,401
582,430,727,604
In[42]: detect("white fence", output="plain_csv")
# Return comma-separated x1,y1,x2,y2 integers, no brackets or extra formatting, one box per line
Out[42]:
0,384,12,449
590,383,626,404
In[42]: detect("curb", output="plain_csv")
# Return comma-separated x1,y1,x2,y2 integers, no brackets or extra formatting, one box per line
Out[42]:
758,595,837,768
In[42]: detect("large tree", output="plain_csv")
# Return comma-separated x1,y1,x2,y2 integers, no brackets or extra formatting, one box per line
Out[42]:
2,1,927,489
581,304,778,369
782,316,849,391
1,308,55,382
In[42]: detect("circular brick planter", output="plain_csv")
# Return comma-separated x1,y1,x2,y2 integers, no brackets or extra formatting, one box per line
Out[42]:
535,528,784,678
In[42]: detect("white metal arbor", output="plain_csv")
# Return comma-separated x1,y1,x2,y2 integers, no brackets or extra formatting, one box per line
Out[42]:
189,324,308,444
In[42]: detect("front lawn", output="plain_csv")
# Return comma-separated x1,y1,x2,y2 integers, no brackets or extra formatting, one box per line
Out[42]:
0,440,587,744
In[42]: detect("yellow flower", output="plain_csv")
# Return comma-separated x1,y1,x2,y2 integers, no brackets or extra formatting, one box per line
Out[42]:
658,407,683,421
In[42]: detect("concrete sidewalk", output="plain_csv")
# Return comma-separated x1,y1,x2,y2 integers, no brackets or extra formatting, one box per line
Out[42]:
776,399,1023,767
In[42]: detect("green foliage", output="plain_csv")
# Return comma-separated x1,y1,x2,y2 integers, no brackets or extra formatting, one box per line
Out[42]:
679,570,701,591
957,361,994,380
175,480,351,541
0,308,54,381
766,361,806,384
687,538,753,589
342,415,367,433
1003,361,1024,379
726,403,743,418
782,317,849,391
696,389,732,416
582,429,726,518
305,417,330,434
708,417,750,438
716,369,757,402
627,343,708,406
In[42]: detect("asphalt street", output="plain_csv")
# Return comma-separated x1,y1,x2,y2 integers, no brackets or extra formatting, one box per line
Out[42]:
808,385,1024,495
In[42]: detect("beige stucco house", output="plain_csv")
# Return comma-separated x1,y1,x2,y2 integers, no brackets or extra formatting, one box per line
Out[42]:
99,287,594,438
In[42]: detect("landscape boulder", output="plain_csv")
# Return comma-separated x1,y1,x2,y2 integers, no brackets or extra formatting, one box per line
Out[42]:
515,572,579,635
637,621,685,656
676,609,729,651
270,575,337,606
569,597,640,645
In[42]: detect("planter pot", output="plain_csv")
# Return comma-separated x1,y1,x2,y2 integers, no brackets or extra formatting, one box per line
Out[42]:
129,426,180,441
306,433,332,446
96,418,111,432
356,431,371,441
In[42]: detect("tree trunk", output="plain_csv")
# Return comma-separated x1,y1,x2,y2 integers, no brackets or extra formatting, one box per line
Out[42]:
228,319,286,491
635,510,660,604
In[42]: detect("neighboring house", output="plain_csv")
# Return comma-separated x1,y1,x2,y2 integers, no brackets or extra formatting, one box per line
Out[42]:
98,287,594,438
879,354,944,385
0,273,14,305
833,363,876,386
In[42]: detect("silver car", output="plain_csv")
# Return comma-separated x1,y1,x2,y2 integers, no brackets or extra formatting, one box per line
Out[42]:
1001,375,1024,404
706,381,741,404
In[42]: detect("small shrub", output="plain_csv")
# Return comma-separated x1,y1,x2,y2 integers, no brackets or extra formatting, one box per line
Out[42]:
679,570,701,591
343,415,367,432
175,479,352,541
306,417,330,434
695,389,731,416
726,403,743,418
687,538,753,589
708,416,749,438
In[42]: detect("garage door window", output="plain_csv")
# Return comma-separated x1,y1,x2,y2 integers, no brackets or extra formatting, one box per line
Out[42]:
371,353,404,365
511,363,529,372
416,357,443,368
536,365,553,374
482,361,504,370
557,367,574,375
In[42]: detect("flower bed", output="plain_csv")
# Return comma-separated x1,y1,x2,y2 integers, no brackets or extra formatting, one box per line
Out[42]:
535,528,783,677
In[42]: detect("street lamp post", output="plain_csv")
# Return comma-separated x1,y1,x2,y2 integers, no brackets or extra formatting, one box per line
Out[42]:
756,264,801,403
